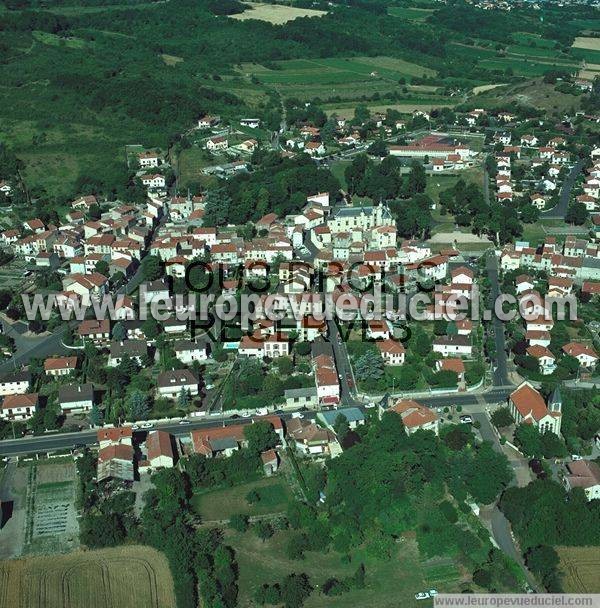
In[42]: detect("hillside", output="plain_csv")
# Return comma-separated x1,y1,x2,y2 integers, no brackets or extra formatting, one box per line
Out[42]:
0,0,597,198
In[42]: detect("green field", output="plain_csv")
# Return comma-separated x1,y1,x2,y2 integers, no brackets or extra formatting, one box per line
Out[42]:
242,55,436,87
228,528,465,608
191,477,292,521
388,6,434,21
479,57,578,77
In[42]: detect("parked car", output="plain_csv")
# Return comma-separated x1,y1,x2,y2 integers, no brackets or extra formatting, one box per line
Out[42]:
428,589,438,596
415,592,430,600
256,407,268,416
131,424,139,431
140,422,153,429
571,454,583,461
178,419,191,425
460,415,473,424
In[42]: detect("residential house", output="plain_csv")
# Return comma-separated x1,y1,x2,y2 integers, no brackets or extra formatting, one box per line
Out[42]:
156,369,199,399
0,393,38,421
384,399,439,436
564,460,600,501
44,356,78,376
58,383,94,413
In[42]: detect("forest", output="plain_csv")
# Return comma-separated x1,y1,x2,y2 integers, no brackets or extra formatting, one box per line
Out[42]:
0,0,596,199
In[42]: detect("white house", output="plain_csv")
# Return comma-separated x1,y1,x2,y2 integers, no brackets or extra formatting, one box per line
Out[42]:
156,369,199,399
58,383,94,413
0,371,31,397
432,335,472,357
0,393,38,421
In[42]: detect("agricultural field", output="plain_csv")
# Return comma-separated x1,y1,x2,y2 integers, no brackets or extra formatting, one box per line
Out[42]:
241,56,435,88
22,462,79,556
0,545,176,608
572,36,600,51
388,6,434,21
228,529,466,608
557,546,600,593
191,476,293,521
229,2,327,24
470,79,585,116
324,101,454,120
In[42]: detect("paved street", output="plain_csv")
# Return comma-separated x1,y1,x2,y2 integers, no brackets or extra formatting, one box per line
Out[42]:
541,160,584,220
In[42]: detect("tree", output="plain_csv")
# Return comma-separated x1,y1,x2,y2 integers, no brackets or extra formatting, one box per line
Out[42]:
178,387,191,408
229,513,249,532
112,321,126,341
244,421,279,454
141,255,162,281
255,521,274,542
405,160,426,196
353,350,384,382
88,403,103,427
142,318,160,340
280,573,312,608
95,260,109,277
127,390,150,421
514,423,543,457
565,202,587,225
540,431,567,459
367,139,387,157
525,545,560,589
333,414,350,442
490,407,514,429
202,189,233,226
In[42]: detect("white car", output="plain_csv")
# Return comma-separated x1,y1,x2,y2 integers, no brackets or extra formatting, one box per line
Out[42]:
364,402,376,409
131,424,140,431
460,415,473,424
429,589,438,596
571,454,583,461
256,407,268,416
415,592,430,600
240,411,252,418
140,422,153,429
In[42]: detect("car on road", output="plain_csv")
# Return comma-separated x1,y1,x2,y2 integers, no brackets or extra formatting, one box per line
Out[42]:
256,407,268,416
460,415,473,424
178,419,191,425
571,454,583,461
240,411,252,418
140,422,153,429
415,592,430,600
365,402,376,409
131,424,140,431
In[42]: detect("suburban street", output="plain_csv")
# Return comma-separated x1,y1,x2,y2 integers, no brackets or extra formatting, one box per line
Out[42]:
541,159,585,220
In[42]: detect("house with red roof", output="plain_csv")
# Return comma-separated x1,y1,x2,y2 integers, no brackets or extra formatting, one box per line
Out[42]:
386,399,439,436
0,393,38,421
376,339,406,366
44,356,78,377
562,342,598,369
508,382,562,435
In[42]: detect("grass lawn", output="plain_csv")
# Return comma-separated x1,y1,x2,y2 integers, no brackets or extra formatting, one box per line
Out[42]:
228,529,465,608
329,159,351,190
191,476,292,521
176,146,217,188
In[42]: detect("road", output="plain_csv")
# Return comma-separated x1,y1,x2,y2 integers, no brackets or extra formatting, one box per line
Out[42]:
0,320,71,377
541,159,584,220
485,252,510,387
